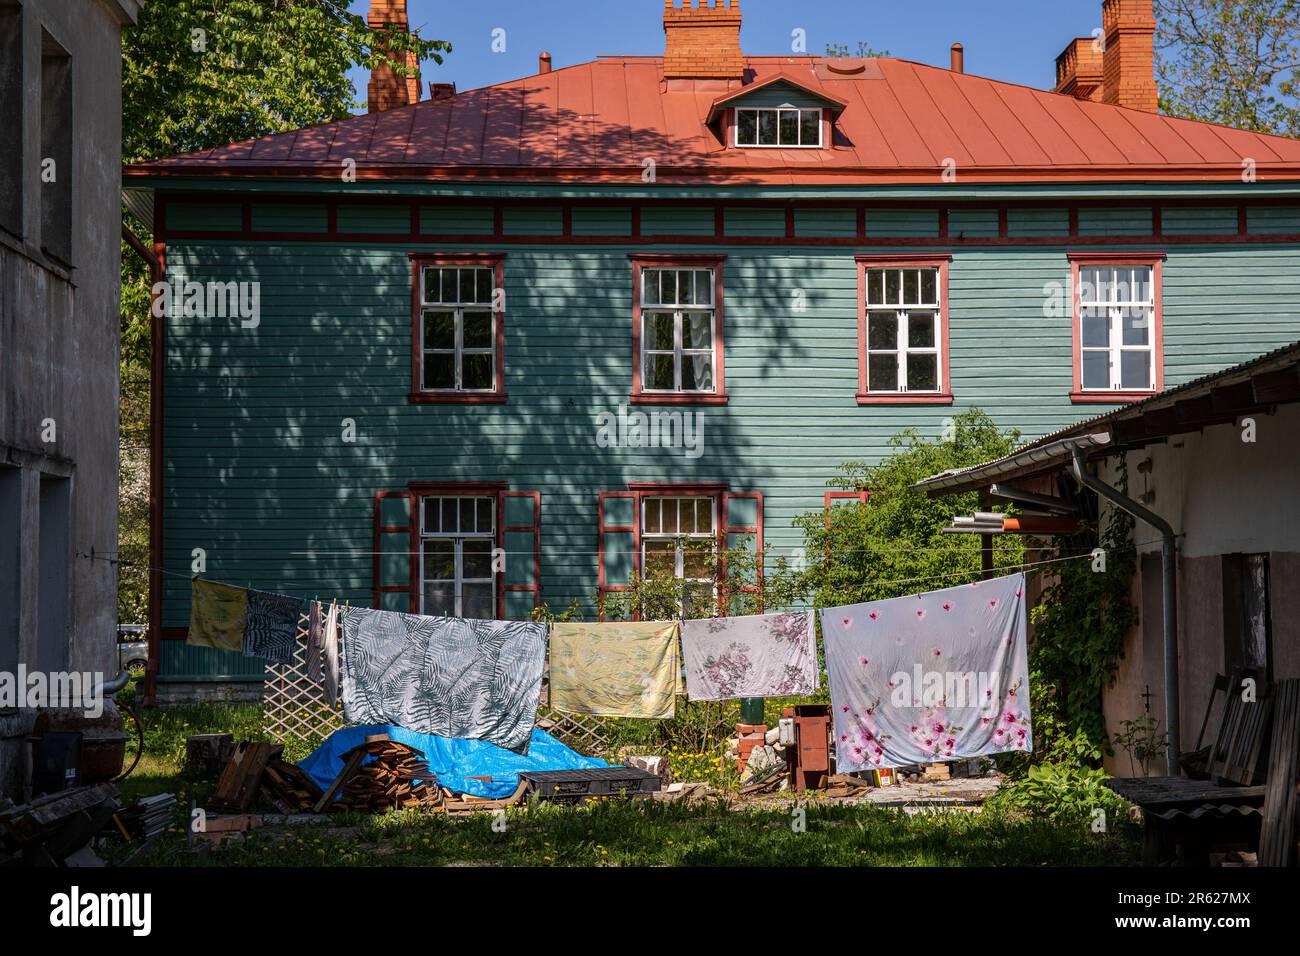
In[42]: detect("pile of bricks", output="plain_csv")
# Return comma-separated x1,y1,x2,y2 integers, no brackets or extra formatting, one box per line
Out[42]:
733,723,768,775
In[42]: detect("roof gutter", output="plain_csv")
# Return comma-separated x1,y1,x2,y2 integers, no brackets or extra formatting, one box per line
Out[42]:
1067,440,1180,775
914,431,1112,496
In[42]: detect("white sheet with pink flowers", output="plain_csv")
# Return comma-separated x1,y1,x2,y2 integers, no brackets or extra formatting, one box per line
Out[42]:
820,572,1032,770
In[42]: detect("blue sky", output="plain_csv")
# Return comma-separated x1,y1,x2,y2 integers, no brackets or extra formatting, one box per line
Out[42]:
346,0,1107,107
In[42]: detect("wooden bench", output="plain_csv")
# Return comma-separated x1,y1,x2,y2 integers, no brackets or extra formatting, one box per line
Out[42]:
1106,670,1273,865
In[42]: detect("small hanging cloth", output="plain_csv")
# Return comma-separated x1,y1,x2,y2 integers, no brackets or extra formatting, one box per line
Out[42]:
548,621,683,719
321,600,342,707
186,579,248,652
306,600,324,683
681,610,819,701
242,589,305,665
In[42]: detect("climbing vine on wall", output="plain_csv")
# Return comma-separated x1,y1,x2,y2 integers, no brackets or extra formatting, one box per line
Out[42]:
1029,462,1138,758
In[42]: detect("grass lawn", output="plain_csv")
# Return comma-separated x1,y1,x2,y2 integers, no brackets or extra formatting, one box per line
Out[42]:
114,695,1141,867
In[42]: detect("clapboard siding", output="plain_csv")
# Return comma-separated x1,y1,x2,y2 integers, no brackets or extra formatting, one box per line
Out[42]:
159,236,1300,677
1007,207,1069,237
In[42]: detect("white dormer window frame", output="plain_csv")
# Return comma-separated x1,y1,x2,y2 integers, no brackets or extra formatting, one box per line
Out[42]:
733,105,824,148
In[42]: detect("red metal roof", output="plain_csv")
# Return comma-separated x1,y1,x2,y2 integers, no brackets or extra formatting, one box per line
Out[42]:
125,55,1300,185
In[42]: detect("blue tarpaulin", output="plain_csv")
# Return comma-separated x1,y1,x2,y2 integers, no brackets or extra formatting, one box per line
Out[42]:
299,724,609,801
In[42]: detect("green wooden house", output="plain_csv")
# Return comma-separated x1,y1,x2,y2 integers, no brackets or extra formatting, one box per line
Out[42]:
124,0,1300,700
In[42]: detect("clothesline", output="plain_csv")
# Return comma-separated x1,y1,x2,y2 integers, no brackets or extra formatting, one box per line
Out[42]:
78,537,1163,604
77,551,308,605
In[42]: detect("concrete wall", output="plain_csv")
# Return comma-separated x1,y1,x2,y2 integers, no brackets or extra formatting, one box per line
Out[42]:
0,0,140,800
1099,403,1300,773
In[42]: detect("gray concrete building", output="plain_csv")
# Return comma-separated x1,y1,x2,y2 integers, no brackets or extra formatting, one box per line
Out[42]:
0,0,143,799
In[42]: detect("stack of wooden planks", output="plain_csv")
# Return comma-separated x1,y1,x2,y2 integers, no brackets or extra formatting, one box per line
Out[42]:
318,735,442,813
117,793,176,841
260,757,324,813
0,783,120,866
209,742,281,813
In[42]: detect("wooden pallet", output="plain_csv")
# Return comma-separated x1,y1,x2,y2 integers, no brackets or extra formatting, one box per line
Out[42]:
1259,679,1300,867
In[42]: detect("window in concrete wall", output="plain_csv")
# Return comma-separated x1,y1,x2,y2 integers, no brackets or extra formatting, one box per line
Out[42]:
0,466,20,674
0,2,22,238
1222,553,1273,683
36,473,71,672
39,28,71,266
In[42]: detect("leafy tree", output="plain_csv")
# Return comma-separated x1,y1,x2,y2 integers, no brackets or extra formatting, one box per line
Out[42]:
1029,465,1137,757
123,0,450,164
595,545,769,624
780,409,1026,612
117,1,451,620
824,41,889,59
1155,0,1300,134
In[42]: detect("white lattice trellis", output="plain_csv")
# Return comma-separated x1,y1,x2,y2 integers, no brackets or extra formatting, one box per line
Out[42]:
262,610,345,744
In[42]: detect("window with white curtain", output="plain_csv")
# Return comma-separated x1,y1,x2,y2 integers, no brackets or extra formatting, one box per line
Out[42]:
640,267,716,393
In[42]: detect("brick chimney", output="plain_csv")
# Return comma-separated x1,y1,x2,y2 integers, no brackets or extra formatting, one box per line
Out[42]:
367,0,421,113
663,0,744,80
1054,37,1104,102
1100,0,1158,112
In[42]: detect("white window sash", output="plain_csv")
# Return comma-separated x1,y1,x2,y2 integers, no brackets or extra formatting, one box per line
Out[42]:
733,107,823,148
419,538,497,617
639,268,717,394
1078,265,1156,392
864,311,943,393
641,309,716,393
420,496,496,537
419,496,496,617
641,496,719,616
421,307,496,393
863,267,943,394
420,266,497,394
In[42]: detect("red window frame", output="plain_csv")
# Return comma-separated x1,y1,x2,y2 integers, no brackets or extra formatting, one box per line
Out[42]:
1068,252,1166,404
373,482,541,619
596,482,763,619
629,254,728,405
855,254,954,406
408,253,507,404
823,490,872,561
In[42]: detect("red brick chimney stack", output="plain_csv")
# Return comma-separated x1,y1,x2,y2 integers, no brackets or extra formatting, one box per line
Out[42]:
1101,0,1158,112
663,0,745,80
1055,37,1105,102
367,0,421,113
1055,0,1157,112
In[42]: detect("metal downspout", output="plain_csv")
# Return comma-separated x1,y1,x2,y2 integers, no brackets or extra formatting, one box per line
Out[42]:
1068,442,1181,775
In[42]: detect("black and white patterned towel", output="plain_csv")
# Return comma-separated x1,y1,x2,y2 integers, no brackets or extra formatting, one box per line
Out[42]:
340,608,546,754
243,589,304,664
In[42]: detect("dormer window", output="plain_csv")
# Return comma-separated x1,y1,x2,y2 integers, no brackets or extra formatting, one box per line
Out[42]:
735,107,822,148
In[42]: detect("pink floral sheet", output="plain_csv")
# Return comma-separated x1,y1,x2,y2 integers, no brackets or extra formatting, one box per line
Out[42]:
681,610,819,701
820,572,1032,769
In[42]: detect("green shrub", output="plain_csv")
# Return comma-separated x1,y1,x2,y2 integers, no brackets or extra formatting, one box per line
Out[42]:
987,760,1130,826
